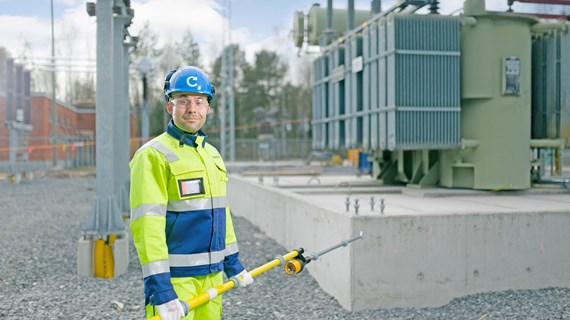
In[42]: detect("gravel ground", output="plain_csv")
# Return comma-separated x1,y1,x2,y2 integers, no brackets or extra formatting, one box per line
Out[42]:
0,176,569,319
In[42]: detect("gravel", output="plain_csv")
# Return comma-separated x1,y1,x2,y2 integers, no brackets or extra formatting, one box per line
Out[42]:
1,175,569,319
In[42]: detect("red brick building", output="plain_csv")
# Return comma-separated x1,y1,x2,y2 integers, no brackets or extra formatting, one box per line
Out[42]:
0,93,137,165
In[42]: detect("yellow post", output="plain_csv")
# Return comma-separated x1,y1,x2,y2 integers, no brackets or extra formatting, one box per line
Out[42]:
93,235,116,279
149,250,301,320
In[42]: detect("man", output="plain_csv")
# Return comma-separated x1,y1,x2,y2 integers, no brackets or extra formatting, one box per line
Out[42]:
130,66,253,320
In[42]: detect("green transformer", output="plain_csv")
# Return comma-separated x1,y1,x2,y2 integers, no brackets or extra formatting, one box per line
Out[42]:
440,0,538,190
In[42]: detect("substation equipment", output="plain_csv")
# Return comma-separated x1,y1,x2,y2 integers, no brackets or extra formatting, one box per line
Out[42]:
294,0,570,190
77,0,136,279
3,58,33,184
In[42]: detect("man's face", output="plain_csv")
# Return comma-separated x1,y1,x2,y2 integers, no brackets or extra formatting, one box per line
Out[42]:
167,93,210,133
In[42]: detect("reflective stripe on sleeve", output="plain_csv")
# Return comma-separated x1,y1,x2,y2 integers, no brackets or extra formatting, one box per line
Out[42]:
169,250,226,267
131,204,167,221
224,242,239,256
142,260,170,278
167,197,228,212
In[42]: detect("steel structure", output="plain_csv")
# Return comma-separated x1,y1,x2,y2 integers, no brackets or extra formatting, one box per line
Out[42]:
4,58,33,184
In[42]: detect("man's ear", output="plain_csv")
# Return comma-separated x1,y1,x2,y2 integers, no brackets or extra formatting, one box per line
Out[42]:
166,101,174,115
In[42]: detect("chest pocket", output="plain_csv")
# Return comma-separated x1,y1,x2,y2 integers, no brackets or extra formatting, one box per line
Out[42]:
169,160,206,199
211,156,228,195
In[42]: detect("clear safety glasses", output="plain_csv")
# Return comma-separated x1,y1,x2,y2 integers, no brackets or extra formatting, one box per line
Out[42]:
172,96,208,110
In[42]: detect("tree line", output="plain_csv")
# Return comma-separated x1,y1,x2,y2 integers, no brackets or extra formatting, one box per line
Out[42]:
130,23,313,141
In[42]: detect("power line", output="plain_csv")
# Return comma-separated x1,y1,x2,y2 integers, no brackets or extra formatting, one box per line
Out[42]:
14,56,96,62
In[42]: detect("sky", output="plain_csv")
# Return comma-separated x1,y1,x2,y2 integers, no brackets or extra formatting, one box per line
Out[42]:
0,0,563,82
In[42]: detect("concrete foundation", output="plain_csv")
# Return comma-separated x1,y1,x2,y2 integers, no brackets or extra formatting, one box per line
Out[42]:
228,174,570,311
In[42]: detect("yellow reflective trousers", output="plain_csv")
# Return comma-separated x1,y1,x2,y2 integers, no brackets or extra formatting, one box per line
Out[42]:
146,272,223,320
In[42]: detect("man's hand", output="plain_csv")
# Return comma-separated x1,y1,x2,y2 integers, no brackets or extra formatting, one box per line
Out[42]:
237,269,254,287
156,298,185,320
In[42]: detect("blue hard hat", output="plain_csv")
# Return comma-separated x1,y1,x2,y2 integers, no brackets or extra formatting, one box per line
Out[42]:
163,66,215,103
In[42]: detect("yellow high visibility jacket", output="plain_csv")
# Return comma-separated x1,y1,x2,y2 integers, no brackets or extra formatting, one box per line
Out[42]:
129,121,244,306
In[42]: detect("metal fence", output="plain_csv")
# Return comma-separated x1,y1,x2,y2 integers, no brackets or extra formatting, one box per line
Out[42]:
207,137,312,162
0,135,96,172
0,136,312,173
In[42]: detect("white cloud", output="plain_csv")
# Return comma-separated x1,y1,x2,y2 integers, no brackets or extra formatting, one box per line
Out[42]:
55,0,81,6
0,15,52,57
128,0,265,70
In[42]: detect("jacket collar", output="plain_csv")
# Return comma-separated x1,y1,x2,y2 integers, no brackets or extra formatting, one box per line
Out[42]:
166,120,207,148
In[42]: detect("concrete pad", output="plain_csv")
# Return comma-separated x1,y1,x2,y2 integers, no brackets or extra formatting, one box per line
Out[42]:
228,173,570,311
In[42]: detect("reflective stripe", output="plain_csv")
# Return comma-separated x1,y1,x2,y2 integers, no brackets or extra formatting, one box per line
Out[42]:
143,140,178,163
169,250,225,267
206,288,218,300
225,242,239,256
167,197,228,212
142,260,170,278
131,204,167,221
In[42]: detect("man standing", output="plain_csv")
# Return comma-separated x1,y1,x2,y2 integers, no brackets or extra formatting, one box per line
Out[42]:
130,66,253,320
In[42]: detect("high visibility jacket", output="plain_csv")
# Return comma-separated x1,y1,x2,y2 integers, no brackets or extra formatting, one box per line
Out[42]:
130,121,244,306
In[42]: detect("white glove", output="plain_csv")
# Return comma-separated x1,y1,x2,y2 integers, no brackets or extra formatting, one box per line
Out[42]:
237,269,254,287
156,299,185,320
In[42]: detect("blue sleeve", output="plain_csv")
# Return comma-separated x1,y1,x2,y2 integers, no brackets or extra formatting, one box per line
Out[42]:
144,273,178,306
223,252,245,278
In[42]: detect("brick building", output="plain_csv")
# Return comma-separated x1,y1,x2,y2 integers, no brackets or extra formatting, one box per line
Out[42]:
0,93,137,168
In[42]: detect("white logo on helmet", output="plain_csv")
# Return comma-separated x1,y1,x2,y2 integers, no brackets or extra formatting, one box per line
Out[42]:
186,76,201,90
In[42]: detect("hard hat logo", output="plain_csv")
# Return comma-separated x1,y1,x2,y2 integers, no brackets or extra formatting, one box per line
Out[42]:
186,76,199,88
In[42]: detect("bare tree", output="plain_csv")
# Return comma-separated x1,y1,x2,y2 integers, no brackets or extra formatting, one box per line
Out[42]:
176,28,203,68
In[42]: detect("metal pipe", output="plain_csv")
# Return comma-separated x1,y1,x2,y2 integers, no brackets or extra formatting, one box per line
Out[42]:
320,0,335,46
348,0,354,30
528,13,570,20
308,231,364,261
530,139,565,149
461,138,480,149
327,0,333,32
228,0,235,162
371,0,382,15
113,3,126,212
516,0,570,4
50,0,58,167
531,21,568,33
23,71,31,124
6,58,13,122
141,75,149,143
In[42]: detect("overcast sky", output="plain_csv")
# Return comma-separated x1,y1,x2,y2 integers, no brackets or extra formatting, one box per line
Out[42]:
0,0,560,77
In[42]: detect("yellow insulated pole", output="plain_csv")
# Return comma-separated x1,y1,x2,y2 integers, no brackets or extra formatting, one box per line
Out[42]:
149,250,301,320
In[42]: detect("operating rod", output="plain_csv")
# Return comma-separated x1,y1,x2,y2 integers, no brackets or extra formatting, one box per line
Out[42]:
307,231,364,261
149,250,301,320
